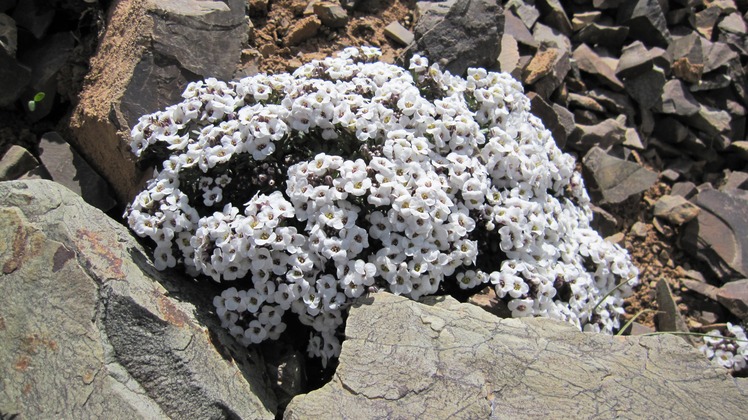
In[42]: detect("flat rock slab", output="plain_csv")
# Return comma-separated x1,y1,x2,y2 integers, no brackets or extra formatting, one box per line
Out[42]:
0,180,275,419
681,189,748,282
285,293,747,418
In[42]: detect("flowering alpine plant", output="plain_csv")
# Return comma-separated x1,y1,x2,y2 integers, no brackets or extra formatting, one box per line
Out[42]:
125,47,639,366
698,323,748,373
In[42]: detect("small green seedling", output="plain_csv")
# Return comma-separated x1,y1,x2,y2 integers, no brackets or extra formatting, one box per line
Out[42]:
27,92,46,112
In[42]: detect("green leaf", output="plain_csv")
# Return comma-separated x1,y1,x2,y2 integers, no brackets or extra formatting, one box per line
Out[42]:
33,92,46,102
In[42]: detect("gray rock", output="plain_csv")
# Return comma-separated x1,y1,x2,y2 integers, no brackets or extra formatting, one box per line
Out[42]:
616,41,671,78
572,44,624,90
536,0,572,36
0,13,16,56
616,0,671,47
573,22,629,48
552,103,576,141
703,41,740,73
0,145,44,181
71,0,248,204
0,48,29,107
569,117,627,151
670,181,697,198
0,180,276,419
669,32,704,83
655,279,694,344
689,105,732,144
590,204,619,237
528,92,566,148
691,5,722,39
567,92,605,113
497,34,520,74
384,21,414,46
623,127,645,150
654,194,700,225
408,0,504,76
506,0,539,29
583,146,658,205
533,22,571,52
38,132,116,212
624,66,667,109
680,189,748,282
503,9,537,49
681,278,720,301
284,293,747,419
718,12,747,34
716,279,748,320
658,79,701,116
571,11,602,31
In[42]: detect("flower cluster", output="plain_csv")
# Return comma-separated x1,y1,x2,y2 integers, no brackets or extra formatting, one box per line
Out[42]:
125,47,639,366
698,323,748,372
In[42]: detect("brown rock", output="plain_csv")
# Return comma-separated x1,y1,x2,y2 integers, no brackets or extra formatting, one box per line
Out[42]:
537,0,572,36
582,147,658,205
691,6,722,39
681,279,720,301
522,47,570,99
567,93,605,113
313,2,348,28
468,286,511,318
285,16,321,46
571,11,602,31
504,9,538,49
716,279,748,320
653,194,700,225
384,21,414,46
498,35,520,74
616,41,671,78
569,117,627,151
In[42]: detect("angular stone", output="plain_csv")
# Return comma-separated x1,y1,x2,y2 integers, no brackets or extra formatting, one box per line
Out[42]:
721,171,748,191
498,34,520,74
691,6,722,39
522,47,570,98
70,0,248,204
668,32,704,83
313,2,348,28
407,0,504,76
573,23,629,48
702,41,739,73
656,279,694,344
590,204,618,237
0,180,276,419
616,0,671,47
624,66,666,109
716,279,748,320
689,105,732,142
285,293,747,418
37,132,116,212
285,16,321,46
384,21,413,46
569,117,627,152
528,92,566,148
533,22,571,52
587,88,636,123
658,79,701,116
616,41,670,78
583,146,658,205
571,11,602,31
507,0,539,29
468,286,510,318
630,221,649,238
572,44,624,90
718,12,747,34
680,189,748,281
537,0,572,36
567,93,605,113
681,279,720,301
728,141,748,161
0,145,43,181
503,9,538,49
670,181,697,198
654,194,700,225
624,127,645,150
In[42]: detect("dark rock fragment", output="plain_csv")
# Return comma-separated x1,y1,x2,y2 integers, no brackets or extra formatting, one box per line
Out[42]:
624,66,667,109
572,44,623,90
582,146,658,205
654,194,700,225
716,279,748,320
617,0,671,47
616,41,671,78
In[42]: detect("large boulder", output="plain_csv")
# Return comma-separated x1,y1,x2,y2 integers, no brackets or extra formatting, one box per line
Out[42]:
285,293,747,418
70,0,248,204
0,180,275,419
